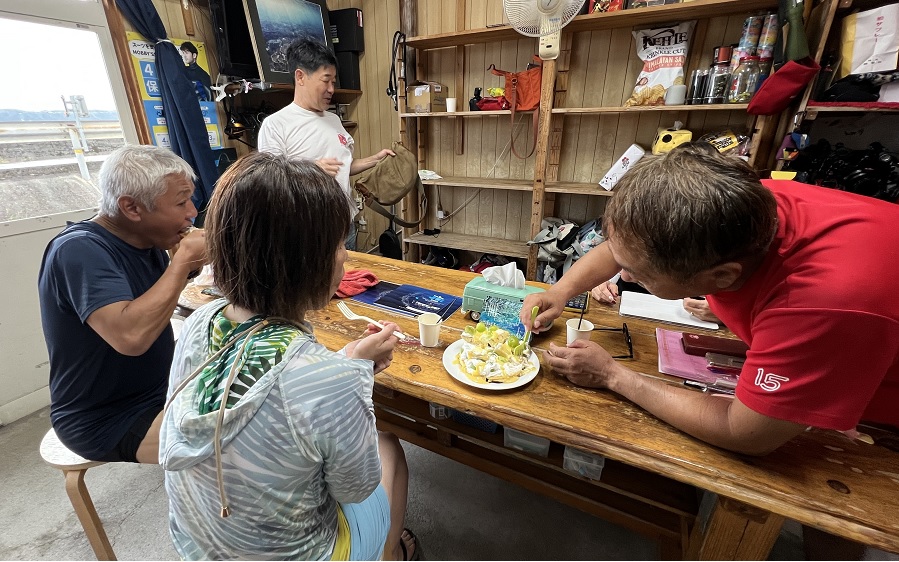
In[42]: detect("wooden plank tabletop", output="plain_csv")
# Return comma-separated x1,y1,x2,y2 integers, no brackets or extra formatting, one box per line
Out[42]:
180,252,899,554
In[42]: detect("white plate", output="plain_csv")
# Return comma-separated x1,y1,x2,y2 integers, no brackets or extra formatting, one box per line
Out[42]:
442,339,540,390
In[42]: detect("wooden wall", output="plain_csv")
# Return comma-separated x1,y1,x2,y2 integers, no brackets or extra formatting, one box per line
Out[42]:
331,0,401,251
110,0,402,252
413,0,757,247
110,0,759,257
225,0,403,252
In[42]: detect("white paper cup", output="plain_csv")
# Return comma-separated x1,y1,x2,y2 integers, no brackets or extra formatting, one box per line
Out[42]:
664,84,688,106
445,97,457,112
566,318,594,345
418,312,442,347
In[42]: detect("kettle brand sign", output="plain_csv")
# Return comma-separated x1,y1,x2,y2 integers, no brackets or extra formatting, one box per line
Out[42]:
641,27,691,49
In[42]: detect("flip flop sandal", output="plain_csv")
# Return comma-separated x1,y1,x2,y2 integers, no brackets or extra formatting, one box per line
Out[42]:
398,527,423,561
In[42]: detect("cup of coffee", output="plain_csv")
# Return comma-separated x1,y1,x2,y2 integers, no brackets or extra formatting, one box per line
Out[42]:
566,318,594,345
445,97,457,112
418,312,442,347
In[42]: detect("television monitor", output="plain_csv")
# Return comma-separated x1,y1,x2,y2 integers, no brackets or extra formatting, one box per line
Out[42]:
209,0,260,79
243,0,334,84
209,0,334,84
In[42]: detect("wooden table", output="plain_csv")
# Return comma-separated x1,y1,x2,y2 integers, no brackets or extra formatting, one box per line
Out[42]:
180,252,899,559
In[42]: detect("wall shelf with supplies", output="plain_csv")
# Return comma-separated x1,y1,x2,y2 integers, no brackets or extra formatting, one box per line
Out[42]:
399,0,791,279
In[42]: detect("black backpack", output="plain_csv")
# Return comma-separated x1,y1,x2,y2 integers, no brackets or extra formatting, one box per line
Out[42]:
379,219,402,260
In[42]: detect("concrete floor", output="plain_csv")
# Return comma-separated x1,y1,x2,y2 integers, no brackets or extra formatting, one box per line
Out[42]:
1,407,896,560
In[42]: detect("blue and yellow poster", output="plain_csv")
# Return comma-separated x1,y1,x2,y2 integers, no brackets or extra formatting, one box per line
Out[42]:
127,32,222,149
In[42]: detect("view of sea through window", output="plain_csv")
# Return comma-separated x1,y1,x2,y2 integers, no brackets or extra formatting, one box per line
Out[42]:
0,16,125,222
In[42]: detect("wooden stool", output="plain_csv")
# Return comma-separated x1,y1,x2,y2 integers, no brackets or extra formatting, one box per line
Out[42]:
40,428,116,561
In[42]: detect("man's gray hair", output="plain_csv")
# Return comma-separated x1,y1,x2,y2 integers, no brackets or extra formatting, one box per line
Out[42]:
98,144,196,217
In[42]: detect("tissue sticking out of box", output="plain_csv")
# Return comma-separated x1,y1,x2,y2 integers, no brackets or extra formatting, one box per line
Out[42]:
483,262,525,290
599,144,646,191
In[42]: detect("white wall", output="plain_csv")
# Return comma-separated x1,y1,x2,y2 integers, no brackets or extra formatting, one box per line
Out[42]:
0,0,138,424
0,210,95,424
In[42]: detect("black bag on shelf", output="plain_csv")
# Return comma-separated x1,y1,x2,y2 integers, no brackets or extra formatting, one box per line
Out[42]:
783,140,899,202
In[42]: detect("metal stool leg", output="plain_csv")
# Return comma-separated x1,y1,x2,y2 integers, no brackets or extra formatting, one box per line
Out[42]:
63,469,116,561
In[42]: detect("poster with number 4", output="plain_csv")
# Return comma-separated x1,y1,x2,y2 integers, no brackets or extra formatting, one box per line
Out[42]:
126,32,222,149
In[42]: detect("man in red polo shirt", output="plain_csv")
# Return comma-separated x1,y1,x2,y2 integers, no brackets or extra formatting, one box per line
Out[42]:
522,143,899,456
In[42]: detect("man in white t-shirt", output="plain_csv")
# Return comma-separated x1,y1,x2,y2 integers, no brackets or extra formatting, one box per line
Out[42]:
257,39,394,250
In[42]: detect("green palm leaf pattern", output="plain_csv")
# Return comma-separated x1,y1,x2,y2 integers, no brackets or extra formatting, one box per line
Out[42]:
196,311,303,415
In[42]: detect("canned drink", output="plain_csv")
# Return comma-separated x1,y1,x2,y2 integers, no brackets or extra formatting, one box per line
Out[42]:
756,14,779,60
730,15,765,69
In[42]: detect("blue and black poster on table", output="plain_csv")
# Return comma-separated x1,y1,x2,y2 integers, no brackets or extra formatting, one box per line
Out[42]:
351,282,462,322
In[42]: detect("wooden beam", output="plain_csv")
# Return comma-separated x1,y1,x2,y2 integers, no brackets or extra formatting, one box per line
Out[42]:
454,0,465,155
526,58,557,281
686,494,784,560
102,0,152,145
400,0,420,263
545,33,573,221
180,0,196,36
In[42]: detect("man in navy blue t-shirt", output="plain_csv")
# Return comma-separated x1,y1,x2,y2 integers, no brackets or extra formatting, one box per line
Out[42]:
38,145,206,463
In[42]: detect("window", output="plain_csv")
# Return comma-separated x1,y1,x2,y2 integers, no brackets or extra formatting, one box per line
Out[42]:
0,1,137,224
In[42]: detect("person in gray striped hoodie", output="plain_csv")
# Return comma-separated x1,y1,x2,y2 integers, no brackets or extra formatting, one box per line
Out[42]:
160,153,419,560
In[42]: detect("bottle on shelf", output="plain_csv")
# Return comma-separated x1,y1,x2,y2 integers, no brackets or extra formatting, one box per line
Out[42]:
687,69,708,105
727,56,761,104
469,87,482,112
703,45,733,104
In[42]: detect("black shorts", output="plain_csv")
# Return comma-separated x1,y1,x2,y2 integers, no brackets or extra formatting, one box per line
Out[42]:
96,406,161,463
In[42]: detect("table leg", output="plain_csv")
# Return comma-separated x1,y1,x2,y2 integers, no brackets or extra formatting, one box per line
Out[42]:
686,494,784,560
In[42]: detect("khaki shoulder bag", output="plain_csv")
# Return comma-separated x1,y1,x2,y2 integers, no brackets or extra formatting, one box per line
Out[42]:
353,142,427,228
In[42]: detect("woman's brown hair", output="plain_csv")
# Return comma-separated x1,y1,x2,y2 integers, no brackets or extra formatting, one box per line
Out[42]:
205,152,351,319
605,143,778,281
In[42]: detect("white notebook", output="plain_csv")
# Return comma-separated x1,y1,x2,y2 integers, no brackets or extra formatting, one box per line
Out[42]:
619,291,719,330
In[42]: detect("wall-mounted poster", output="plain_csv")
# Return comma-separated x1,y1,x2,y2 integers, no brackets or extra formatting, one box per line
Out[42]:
126,32,222,149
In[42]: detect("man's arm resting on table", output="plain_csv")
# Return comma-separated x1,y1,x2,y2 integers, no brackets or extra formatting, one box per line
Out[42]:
86,259,195,357
610,363,807,455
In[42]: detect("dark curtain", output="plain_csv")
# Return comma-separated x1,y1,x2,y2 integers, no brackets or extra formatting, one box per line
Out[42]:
118,0,219,216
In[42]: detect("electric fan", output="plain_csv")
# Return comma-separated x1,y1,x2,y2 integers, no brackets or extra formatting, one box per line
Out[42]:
503,0,586,60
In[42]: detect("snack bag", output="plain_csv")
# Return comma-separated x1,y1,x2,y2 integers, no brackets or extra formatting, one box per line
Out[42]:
699,130,749,154
624,22,695,107
590,0,624,12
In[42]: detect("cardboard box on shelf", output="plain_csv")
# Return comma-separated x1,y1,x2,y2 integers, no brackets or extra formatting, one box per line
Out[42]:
407,81,448,113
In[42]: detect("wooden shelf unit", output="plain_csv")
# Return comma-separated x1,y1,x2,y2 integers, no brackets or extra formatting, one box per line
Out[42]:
552,104,749,114
404,105,748,117
805,105,899,114
400,0,788,278
404,232,530,259
424,176,613,197
400,109,521,117
405,0,778,49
